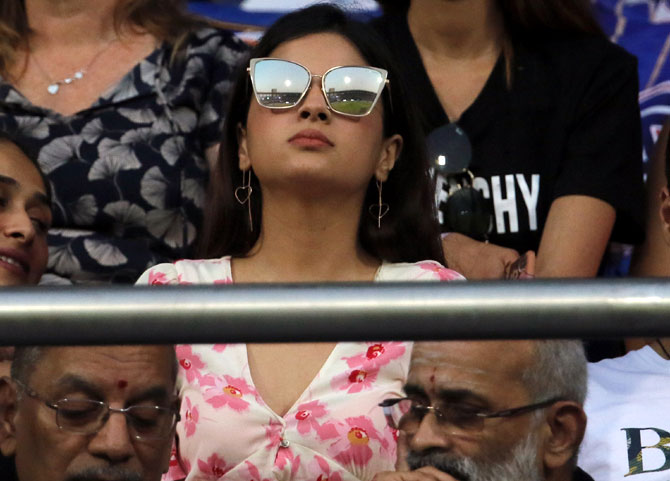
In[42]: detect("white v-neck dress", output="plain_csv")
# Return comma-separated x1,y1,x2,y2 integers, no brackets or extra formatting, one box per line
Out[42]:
137,257,463,481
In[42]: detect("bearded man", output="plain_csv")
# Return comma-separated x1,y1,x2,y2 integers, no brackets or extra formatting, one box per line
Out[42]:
375,340,593,481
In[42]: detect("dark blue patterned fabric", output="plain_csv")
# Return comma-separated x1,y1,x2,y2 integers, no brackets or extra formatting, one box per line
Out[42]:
0,27,248,283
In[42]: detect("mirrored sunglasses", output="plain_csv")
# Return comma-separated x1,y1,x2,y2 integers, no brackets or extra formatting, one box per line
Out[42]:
248,58,389,117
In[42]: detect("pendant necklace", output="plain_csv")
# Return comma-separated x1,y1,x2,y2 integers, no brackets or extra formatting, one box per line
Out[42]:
30,38,119,95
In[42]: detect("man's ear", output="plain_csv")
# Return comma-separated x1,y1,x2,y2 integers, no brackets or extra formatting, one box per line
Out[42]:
659,187,670,245
375,134,403,182
541,401,587,471
0,377,18,457
237,123,251,171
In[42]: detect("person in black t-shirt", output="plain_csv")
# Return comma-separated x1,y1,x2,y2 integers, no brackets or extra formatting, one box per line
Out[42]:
373,0,644,279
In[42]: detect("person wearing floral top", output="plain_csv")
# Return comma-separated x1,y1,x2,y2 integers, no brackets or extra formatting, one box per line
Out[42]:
139,5,465,481
0,0,248,283
138,258,463,481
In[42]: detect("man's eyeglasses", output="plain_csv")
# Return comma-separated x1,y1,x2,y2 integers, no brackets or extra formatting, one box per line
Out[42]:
248,58,389,117
13,378,180,441
379,397,562,434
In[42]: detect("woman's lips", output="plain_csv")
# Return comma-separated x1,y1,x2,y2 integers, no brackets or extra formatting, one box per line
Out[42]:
288,129,334,148
0,249,29,278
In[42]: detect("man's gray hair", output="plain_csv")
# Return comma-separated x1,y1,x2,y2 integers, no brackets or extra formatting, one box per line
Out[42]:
522,340,587,405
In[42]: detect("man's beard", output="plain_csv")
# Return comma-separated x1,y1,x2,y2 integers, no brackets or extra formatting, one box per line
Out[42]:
406,430,543,481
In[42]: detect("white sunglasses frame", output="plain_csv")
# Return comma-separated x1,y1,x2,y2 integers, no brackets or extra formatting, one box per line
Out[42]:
247,57,390,118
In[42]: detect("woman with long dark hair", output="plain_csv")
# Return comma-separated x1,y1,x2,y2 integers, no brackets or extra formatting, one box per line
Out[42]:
374,0,644,279
0,0,247,283
138,5,462,481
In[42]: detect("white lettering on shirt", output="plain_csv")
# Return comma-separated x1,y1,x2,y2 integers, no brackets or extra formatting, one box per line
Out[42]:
516,174,540,231
491,175,518,234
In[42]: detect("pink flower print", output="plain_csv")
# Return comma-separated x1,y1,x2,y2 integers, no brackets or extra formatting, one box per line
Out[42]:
176,273,193,285
276,446,301,477
418,261,463,281
183,397,199,437
212,344,227,352
166,444,190,480
264,422,283,449
148,269,171,285
312,456,343,481
336,368,378,394
202,375,253,411
214,277,233,284
344,342,406,370
328,416,389,467
197,453,230,479
245,461,272,481
175,345,206,383
291,400,328,435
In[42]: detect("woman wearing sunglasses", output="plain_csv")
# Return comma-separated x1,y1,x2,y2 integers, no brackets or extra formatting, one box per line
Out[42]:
138,5,463,481
374,0,644,280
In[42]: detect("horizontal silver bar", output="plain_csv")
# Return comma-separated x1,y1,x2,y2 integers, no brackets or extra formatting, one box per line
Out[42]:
0,279,668,345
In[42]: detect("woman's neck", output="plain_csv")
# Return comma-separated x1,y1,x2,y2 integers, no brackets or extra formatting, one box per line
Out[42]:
233,193,381,283
25,0,121,48
407,0,505,60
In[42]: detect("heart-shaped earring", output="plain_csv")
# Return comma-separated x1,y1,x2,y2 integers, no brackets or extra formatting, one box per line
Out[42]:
369,179,390,229
234,185,252,204
235,169,254,231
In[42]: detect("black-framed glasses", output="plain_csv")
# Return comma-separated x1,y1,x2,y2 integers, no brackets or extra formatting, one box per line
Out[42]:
428,123,493,240
13,378,180,441
379,396,562,434
248,58,389,117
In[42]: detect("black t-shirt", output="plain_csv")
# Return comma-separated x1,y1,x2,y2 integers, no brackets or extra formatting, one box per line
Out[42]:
373,14,644,254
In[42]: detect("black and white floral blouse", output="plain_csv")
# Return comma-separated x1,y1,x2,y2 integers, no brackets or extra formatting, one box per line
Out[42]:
0,27,248,283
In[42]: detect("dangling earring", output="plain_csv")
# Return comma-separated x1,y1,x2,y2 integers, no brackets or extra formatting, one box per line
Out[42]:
369,179,390,229
235,169,253,231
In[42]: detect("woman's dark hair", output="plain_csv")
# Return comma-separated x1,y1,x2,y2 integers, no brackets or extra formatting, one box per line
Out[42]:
199,4,445,264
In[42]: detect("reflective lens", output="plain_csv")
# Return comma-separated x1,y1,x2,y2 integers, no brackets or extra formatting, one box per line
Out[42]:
323,66,386,116
249,58,388,117
252,59,310,108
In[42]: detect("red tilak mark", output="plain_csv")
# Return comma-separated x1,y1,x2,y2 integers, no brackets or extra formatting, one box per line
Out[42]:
117,380,128,389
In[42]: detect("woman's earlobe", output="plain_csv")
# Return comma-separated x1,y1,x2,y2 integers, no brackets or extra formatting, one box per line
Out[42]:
0,378,18,457
376,134,403,181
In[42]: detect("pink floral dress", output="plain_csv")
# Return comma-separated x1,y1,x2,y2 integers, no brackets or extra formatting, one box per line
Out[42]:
137,257,464,481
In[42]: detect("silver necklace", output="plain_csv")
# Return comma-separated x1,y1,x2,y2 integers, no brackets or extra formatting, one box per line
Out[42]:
30,38,119,95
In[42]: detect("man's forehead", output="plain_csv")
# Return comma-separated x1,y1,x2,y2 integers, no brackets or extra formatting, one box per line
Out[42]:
35,346,174,388
409,341,535,388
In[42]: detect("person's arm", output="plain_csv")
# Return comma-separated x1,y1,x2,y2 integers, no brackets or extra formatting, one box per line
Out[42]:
629,119,670,277
535,195,615,277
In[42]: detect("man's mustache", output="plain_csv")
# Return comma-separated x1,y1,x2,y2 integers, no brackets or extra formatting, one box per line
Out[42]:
406,449,470,481
66,466,142,481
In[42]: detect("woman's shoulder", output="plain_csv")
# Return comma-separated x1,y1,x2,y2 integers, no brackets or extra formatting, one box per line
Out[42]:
136,256,233,285
377,260,465,282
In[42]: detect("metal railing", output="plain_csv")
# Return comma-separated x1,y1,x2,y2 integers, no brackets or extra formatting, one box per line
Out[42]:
1,279,669,345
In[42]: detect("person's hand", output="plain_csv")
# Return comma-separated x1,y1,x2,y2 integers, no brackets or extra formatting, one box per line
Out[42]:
372,467,459,481
441,233,519,279
505,251,536,279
